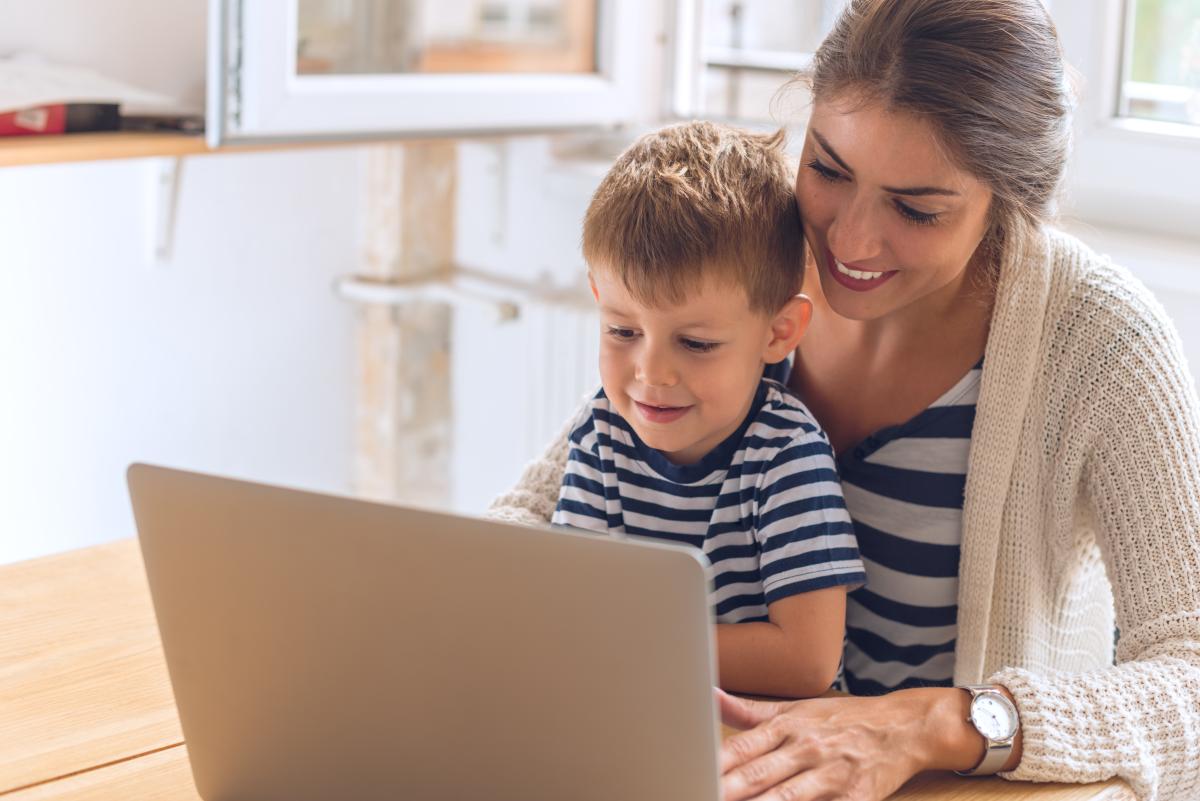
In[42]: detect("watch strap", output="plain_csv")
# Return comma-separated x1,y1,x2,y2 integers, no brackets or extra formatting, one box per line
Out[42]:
955,685,1017,777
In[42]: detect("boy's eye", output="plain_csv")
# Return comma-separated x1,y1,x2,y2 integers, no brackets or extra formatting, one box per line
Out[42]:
680,337,719,354
605,326,638,342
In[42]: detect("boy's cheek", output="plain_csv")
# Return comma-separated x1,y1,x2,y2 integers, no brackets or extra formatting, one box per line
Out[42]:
597,349,622,381
596,351,628,403
705,350,759,390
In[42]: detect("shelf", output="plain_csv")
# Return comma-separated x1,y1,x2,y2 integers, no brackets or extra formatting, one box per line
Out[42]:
0,131,400,169
0,132,215,168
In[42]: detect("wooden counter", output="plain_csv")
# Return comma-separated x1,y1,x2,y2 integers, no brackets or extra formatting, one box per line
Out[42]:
0,540,1135,800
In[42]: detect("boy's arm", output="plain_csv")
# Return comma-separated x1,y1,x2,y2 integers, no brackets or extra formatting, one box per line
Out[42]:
715,426,864,698
716,587,848,698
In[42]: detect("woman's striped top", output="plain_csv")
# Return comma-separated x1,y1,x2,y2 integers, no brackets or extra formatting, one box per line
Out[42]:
838,362,981,696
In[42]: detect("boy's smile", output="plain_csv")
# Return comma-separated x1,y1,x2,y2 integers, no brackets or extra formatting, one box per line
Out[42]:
589,269,809,466
633,400,692,425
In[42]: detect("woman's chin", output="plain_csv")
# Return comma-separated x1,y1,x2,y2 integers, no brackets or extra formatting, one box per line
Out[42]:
820,286,897,322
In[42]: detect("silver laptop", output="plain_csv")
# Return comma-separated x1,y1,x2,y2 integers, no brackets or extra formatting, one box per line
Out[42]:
128,464,721,801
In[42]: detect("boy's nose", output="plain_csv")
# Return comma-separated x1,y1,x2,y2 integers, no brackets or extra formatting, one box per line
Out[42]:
635,347,678,388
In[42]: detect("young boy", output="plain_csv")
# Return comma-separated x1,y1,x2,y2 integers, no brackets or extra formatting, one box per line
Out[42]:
552,121,865,699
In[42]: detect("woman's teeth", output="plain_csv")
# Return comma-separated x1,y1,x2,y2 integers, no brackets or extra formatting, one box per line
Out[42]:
835,260,885,280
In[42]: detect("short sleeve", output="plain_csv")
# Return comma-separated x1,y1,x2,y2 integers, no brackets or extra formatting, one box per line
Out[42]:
551,398,613,534
753,429,866,603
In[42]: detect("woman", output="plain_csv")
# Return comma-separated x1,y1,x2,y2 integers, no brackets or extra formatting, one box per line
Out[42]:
489,1,1200,799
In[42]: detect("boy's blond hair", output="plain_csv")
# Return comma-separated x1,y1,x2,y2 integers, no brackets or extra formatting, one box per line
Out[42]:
582,121,804,314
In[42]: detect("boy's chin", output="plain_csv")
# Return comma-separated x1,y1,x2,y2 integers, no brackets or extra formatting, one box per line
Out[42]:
631,426,675,448
638,432,680,452
633,429,706,465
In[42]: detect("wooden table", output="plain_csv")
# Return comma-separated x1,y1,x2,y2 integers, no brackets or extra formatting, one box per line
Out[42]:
0,540,1135,800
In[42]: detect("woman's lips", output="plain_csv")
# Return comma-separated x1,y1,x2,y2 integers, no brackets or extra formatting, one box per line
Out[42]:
825,253,898,292
634,401,691,424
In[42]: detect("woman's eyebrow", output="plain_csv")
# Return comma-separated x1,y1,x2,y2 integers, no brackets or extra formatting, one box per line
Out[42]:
811,129,961,197
812,130,854,173
883,184,961,198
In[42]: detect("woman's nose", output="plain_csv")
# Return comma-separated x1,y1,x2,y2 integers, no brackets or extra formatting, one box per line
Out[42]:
827,190,883,263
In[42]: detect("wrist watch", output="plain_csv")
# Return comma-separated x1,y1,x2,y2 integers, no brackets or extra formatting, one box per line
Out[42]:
955,685,1020,776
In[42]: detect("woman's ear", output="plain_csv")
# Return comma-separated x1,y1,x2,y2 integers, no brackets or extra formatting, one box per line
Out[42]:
763,294,812,363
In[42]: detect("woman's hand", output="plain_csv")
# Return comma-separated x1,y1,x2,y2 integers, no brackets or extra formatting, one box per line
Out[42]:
718,687,989,801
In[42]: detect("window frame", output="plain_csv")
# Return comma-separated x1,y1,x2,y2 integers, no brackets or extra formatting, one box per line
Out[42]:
206,0,653,146
1053,0,1200,238
668,0,843,121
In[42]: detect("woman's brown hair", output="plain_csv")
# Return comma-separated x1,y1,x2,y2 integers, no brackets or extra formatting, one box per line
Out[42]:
804,0,1074,266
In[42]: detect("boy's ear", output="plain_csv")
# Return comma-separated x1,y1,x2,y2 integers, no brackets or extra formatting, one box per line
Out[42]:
587,272,600,303
763,294,812,363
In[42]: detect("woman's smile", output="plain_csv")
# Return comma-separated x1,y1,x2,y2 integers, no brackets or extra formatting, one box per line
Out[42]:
825,251,898,292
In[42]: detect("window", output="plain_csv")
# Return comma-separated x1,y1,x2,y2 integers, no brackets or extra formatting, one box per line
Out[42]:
1121,0,1200,126
207,0,654,144
673,0,844,124
295,0,598,76
1054,0,1200,238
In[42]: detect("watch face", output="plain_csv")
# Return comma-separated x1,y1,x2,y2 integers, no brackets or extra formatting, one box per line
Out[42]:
971,694,1018,741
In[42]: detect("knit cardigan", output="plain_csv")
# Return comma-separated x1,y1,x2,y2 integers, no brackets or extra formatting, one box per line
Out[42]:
486,229,1200,801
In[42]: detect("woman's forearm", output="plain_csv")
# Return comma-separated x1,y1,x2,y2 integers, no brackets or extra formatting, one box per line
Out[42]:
718,686,1024,801
901,686,1022,773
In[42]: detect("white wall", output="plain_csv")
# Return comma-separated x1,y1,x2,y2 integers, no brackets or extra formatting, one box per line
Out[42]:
0,1,366,566
0,148,363,564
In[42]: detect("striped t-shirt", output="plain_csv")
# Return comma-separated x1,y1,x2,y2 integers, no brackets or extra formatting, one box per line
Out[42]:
839,362,981,695
552,379,867,623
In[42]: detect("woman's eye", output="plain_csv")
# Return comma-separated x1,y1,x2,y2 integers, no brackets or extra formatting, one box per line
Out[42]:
680,338,719,354
605,326,637,341
806,158,845,184
894,200,940,226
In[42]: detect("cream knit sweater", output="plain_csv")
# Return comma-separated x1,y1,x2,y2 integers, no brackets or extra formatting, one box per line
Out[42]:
486,229,1200,801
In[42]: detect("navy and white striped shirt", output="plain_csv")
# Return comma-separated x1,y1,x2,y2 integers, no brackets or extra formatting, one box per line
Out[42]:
553,379,866,623
839,362,980,695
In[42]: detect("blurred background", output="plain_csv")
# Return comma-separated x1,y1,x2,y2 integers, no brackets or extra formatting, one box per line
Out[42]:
1,0,1198,564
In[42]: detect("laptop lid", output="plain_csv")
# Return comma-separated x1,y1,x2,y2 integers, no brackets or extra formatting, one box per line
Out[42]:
128,464,721,801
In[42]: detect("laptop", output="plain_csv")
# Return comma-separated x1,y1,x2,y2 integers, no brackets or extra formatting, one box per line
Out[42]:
127,463,722,801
